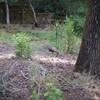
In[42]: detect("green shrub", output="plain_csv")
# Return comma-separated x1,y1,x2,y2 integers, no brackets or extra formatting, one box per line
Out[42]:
13,32,32,58
63,16,76,53
31,82,63,100
44,82,63,100
54,16,80,53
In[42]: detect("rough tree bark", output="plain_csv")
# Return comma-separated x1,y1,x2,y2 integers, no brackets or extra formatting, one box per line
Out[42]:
5,0,10,25
75,0,100,77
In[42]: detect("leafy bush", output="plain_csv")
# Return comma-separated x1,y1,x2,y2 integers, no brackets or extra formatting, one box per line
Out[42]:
13,32,32,58
54,16,80,53
63,16,77,53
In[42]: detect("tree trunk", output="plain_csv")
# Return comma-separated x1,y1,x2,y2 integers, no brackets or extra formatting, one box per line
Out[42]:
75,0,100,77
5,0,10,25
28,0,38,27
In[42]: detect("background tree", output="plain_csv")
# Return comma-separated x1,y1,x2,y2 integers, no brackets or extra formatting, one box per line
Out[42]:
0,0,18,24
0,0,86,31
5,0,10,24
28,0,38,27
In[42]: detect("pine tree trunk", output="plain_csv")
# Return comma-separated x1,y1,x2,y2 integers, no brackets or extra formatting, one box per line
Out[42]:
5,0,10,25
75,0,100,77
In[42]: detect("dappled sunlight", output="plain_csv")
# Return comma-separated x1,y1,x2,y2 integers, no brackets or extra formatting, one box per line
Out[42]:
33,54,76,65
0,53,15,60
0,40,76,65
0,52,76,65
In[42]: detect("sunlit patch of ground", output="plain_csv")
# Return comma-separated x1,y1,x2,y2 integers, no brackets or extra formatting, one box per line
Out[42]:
0,53,76,65
33,54,76,65
0,53,15,60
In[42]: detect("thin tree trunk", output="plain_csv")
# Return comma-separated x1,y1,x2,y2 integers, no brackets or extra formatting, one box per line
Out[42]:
75,0,100,77
5,0,10,25
28,0,38,27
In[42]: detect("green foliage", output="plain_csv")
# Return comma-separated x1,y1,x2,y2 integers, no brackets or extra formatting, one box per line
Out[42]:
31,82,62,100
30,63,63,100
32,0,86,17
27,16,82,54
63,17,79,53
0,0,86,24
0,31,12,41
72,15,85,37
54,16,80,53
31,90,39,100
44,82,63,100
13,32,31,58
59,0,85,14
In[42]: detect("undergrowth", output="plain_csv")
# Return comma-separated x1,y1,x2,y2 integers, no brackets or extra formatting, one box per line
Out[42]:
0,31,12,41
13,32,32,58
0,20,81,54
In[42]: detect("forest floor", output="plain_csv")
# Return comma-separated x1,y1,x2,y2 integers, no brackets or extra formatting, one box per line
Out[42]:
0,40,100,100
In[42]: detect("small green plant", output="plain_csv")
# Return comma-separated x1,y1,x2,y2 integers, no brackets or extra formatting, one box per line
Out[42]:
13,32,31,58
31,90,39,100
31,68,63,100
44,82,63,100
54,17,79,53
31,82,63,100
63,16,76,53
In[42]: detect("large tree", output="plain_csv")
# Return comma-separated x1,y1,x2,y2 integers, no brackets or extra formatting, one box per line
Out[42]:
75,0,100,77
